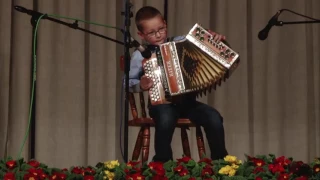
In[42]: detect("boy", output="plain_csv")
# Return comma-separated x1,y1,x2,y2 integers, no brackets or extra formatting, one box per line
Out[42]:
129,6,228,162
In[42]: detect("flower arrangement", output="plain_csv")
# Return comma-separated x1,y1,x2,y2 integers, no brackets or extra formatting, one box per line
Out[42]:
0,154,320,180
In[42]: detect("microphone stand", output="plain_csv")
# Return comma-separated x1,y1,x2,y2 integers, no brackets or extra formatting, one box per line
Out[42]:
121,0,133,163
276,19,320,26
14,5,133,162
14,6,124,46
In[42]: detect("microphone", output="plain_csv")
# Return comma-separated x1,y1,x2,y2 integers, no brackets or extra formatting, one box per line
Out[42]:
14,5,43,16
130,37,152,59
258,10,282,40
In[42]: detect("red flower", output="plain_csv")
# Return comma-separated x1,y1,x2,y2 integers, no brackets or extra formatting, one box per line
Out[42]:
126,161,142,172
198,158,213,166
268,164,285,174
28,168,44,177
255,177,263,180
50,172,66,180
178,168,189,176
253,159,265,167
151,175,168,180
72,167,84,175
148,162,165,176
4,172,16,180
313,164,320,173
177,156,191,164
277,173,290,180
295,176,309,180
173,165,184,172
290,161,303,173
289,161,311,176
28,160,40,168
126,172,145,180
127,161,141,167
188,178,196,180
84,175,94,180
23,173,38,180
6,160,17,169
39,172,48,180
274,156,291,166
253,167,264,174
58,173,67,180
201,165,213,176
84,167,96,175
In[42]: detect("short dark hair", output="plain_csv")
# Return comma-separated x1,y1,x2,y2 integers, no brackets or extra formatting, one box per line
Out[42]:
135,6,163,31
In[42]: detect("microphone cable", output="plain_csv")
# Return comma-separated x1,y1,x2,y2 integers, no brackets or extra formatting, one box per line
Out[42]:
16,12,127,162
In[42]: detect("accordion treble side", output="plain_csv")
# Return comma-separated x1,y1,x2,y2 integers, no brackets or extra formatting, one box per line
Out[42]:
142,23,240,105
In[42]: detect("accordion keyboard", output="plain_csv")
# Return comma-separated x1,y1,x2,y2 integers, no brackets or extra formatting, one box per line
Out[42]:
142,54,168,105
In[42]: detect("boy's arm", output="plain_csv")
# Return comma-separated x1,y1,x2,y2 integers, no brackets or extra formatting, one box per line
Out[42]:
128,50,144,92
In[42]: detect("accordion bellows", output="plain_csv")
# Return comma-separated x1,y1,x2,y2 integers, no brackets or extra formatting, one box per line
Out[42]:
142,23,240,105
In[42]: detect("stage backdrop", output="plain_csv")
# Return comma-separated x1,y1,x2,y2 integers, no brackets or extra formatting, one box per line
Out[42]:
0,0,319,168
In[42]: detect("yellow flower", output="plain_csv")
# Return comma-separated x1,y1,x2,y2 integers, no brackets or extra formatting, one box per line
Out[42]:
104,170,115,180
224,155,242,165
231,163,239,169
224,155,237,163
219,165,237,177
219,165,232,175
104,160,120,169
229,168,236,176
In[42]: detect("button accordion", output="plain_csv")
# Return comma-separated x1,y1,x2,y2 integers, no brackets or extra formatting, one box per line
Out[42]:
142,23,240,105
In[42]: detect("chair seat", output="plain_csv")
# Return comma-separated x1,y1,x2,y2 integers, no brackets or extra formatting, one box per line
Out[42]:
128,118,197,127
119,55,205,163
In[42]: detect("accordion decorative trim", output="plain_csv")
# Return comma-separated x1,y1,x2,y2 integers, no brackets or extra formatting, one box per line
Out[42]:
186,23,239,69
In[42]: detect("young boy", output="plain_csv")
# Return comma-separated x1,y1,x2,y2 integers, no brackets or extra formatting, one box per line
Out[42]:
129,6,228,162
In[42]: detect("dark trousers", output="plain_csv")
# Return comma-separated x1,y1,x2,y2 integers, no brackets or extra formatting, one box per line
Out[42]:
149,99,228,162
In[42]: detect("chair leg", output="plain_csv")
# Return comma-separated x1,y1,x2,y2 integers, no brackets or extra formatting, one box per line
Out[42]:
141,126,150,164
131,127,144,161
196,126,206,159
181,127,191,157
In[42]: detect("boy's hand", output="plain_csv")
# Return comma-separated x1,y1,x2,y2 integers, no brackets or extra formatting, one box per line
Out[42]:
140,75,153,90
208,30,226,42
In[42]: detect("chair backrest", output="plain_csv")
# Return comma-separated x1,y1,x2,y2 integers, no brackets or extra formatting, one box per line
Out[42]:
120,56,148,119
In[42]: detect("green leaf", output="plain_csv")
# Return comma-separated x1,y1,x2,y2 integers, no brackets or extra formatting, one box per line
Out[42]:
142,169,152,176
16,171,28,180
95,162,104,168
21,163,33,171
17,158,24,166
0,163,7,171
191,164,200,177
164,160,175,171
165,171,174,179
4,156,13,162
244,166,254,176
181,175,191,180
66,174,76,180
39,163,48,169
186,160,196,168
0,171,6,178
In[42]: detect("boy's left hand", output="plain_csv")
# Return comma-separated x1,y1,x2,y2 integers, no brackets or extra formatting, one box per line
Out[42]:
208,30,226,42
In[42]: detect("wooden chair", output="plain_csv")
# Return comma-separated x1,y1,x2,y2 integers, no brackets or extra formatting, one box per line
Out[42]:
120,56,206,163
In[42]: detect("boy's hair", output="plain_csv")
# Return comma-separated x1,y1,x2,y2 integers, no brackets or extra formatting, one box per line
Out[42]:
135,6,163,32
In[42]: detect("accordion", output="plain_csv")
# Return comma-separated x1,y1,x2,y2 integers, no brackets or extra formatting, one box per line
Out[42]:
142,23,240,105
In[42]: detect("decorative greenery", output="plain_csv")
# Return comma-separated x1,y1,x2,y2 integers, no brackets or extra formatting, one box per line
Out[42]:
1,154,320,180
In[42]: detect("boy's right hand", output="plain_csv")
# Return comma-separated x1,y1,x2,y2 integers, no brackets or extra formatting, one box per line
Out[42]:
140,75,153,90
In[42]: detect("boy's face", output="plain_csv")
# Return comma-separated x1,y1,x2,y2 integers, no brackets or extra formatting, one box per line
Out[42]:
137,15,167,46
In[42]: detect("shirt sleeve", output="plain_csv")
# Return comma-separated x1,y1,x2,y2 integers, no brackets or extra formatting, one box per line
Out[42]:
128,50,144,90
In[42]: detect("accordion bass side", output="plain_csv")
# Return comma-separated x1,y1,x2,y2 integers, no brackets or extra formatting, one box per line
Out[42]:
142,23,240,105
